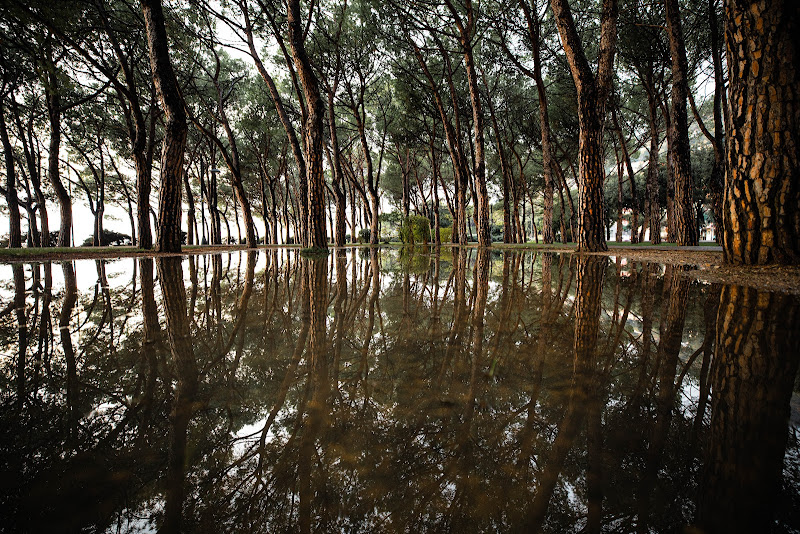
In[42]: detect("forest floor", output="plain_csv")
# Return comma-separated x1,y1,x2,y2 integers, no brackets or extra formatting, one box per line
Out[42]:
1,242,798,294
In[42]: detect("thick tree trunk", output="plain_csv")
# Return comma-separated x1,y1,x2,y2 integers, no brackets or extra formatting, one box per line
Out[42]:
288,0,326,249
577,98,610,251
551,0,617,252
695,285,800,530
722,0,800,264
142,0,186,253
665,0,698,246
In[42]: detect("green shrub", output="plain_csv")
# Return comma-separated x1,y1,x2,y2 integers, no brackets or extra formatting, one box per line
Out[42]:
399,215,431,245
81,229,132,246
438,227,453,243
358,228,372,243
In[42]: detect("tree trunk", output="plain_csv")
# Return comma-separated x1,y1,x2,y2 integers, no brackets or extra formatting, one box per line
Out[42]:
577,96,610,251
645,77,662,244
288,0,326,249
45,68,72,247
458,28,490,246
0,102,22,248
551,0,617,252
142,0,186,253
327,90,346,247
612,106,639,242
522,0,556,244
722,0,800,264
695,285,800,530
156,256,198,534
665,0,698,246
184,175,195,245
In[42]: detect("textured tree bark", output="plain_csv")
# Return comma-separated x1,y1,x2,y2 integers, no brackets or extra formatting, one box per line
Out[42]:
551,0,617,251
722,0,800,264
645,79,662,243
0,102,22,248
288,0,327,249
141,0,186,253
695,285,800,531
665,0,698,246
298,256,330,533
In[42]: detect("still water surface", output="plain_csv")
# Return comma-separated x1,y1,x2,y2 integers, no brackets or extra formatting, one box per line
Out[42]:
0,248,798,533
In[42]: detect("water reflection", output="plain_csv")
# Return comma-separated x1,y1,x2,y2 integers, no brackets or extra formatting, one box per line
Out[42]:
0,249,798,533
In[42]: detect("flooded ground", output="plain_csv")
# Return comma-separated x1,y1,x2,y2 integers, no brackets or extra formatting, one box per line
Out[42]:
0,248,798,533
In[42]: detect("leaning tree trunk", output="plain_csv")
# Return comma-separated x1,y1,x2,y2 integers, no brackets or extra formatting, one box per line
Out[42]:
665,0,698,246
722,0,800,264
142,0,187,253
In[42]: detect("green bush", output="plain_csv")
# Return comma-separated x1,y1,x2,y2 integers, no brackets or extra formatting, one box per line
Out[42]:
438,227,453,243
358,228,372,243
81,229,132,246
399,215,431,245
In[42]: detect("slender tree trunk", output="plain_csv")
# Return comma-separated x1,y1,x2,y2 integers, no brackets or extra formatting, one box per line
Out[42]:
242,3,308,246
142,0,186,253
184,175,195,245
327,90,346,247
45,68,72,247
522,0,556,244
645,79,662,244
612,106,639,242
722,0,799,264
457,23,490,246
665,0,698,245
0,102,22,248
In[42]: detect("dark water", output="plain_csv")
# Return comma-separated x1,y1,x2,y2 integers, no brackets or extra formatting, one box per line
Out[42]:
0,248,799,533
